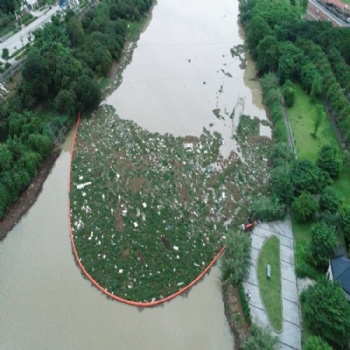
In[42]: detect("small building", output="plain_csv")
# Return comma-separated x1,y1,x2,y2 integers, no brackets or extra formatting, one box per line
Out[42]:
26,0,39,10
327,255,350,301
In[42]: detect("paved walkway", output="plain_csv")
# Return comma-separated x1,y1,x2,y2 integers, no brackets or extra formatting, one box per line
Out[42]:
243,217,302,350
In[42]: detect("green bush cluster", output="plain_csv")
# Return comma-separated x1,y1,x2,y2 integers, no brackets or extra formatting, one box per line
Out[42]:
238,282,251,325
250,195,286,222
0,111,53,218
260,73,287,143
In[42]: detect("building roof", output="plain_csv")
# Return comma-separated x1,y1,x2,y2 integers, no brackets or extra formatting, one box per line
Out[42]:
331,255,350,295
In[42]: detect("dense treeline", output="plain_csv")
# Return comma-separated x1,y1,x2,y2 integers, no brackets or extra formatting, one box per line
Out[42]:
0,0,153,219
241,0,350,144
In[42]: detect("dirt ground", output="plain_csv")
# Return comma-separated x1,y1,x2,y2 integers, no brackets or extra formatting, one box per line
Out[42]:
223,282,250,349
0,148,61,240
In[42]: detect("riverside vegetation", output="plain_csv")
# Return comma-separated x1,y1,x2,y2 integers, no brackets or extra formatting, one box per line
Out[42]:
239,0,350,348
0,0,153,224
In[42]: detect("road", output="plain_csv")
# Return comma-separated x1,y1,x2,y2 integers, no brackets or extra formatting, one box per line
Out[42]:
0,5,60,63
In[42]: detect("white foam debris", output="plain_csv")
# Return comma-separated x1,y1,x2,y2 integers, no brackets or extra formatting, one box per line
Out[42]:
76,219,84,230
194,263,200,267
177,282,184,286
134,222,138,228
119,269,123,273
174,246,179,251
77,182,91,190
142,202,147,208
184,143,193,150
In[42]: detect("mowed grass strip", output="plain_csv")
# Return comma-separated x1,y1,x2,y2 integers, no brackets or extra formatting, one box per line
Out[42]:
258,236,282,332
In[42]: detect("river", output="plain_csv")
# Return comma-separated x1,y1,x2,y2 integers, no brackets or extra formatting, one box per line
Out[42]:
0,0,267,349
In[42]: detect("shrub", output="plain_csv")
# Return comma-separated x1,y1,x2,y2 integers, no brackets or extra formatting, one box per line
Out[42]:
303,336,332,350
282,79,295,107
291,159,330,195
250,195,286,222
340,205,350,242
238,282,252,325
241,323,278,350
269,142,295,167
319,186,342,213
292,192,319,223
308,222,337,269
221,230,251,285
270,165,294,205
302,279,350,349
316,145,342,179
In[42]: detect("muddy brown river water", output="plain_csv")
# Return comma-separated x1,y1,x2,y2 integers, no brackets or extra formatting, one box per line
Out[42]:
0,0,268,349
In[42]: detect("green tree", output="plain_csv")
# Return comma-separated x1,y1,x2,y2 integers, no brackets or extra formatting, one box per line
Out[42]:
319,186,342,213
319,210,340,228
28,133,52,158
311,104,323,138
66,16,85,47
73,74,101,112
221,230,251,285
291,159,327,195
277,42,305,83
241,323,278,350
302,279,350,349
1,47,9,61
270,165,294,205
292,192,319,223
309,222,337,268
301,62,320,93
310,75,323,104
246,16,272,59
340,205,350,242
256,35,279,74
0,144,12,172
54,89,76,117
316,144,342,179
21,49,50,103
303,336,332,350
282,80,295,108
18,150,41,177
0,0,19,14
269,142,295,167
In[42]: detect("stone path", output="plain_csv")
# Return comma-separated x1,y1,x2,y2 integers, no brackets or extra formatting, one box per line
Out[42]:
243,217,302,350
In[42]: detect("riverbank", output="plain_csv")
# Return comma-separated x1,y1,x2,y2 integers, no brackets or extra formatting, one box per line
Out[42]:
0,148,61,240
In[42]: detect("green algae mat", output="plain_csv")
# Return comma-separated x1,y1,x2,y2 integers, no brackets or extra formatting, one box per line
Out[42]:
70,106,271,302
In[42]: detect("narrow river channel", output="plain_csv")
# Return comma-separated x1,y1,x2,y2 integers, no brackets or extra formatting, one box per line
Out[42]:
0,0,267,349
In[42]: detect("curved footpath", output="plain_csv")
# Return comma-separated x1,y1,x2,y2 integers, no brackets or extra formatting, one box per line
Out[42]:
243,218,302,350
68,115,225,307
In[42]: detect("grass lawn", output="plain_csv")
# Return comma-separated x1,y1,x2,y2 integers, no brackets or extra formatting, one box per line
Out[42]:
287,85,341,163
257,236,282,332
